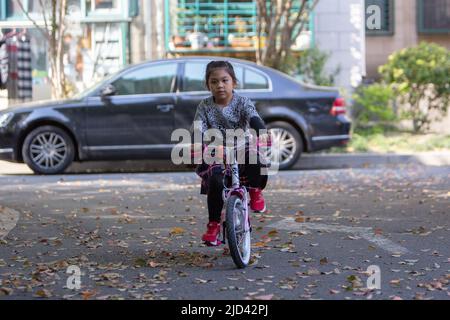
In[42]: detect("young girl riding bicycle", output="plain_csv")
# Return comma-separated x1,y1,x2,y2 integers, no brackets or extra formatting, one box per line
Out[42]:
191,60,270,246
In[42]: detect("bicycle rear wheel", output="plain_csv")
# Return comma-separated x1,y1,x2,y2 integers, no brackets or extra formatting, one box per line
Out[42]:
225,195,251,268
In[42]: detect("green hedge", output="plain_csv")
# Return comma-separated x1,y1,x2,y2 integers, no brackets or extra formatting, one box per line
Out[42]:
379,42,450,132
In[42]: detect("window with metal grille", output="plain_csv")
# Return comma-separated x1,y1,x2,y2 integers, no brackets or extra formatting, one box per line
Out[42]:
365,0,394,36
166,0,313,52
418,0,450,34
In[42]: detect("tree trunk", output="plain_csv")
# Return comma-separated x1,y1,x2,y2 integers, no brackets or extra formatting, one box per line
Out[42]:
255,0,319,71
16,0,68,99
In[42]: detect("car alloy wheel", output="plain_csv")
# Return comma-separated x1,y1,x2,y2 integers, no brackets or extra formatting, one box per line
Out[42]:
268,128,297,166
22,125,75,174
265,121,303,170
30,132,68,170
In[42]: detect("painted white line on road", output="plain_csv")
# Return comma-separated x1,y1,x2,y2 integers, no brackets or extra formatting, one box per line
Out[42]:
268,218,409,255
0,206,20,239
79,215,157,220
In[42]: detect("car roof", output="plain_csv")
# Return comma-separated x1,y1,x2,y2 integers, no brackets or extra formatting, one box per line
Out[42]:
130,56,273,74
119,56,338,95
146,55,260,65
131,56,294,85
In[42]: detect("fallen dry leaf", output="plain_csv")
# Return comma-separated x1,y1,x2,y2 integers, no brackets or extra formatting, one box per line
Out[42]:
81,290,97,300
306,268,321,276
147,261,161,268
390,279,402,286
100,273,122,280
267,229,279,237
329,289,340,295
252,242,266,248
170,227,185,236
0,287,13,296
34,289,52,298
374,228,383,235
253,294,275,300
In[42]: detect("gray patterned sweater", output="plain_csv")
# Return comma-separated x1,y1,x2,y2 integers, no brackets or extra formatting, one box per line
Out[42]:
191,93,266,139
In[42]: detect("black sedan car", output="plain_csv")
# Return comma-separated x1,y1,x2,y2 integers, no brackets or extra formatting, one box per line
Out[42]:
0,56,351,174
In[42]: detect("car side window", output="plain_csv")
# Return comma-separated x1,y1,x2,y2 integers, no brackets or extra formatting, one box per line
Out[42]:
182,62,207,92
244,68,269,90
112,63,177,95
234,65,244,90
182,62,244,92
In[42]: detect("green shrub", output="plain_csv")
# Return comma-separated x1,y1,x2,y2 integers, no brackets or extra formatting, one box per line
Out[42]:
379,42,450,132
351,83,396,129
294,47,340,86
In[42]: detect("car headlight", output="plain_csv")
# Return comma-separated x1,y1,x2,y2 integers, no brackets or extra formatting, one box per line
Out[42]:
0,112,14,128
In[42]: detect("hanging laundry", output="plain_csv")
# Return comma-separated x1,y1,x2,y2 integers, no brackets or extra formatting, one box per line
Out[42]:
6,38,18,101
17,35,32,101
0,40,8,90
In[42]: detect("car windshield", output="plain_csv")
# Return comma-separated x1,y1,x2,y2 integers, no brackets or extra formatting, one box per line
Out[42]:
72,72,119,99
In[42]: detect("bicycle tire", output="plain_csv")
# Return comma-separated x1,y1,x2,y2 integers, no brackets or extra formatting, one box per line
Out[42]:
226,195,251,268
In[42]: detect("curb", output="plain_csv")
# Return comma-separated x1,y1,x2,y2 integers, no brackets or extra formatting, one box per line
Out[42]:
294,152,450,170
1,152,450,174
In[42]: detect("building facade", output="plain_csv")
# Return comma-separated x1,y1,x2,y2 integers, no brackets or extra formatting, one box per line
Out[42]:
0,0,138,101
365,0,450,79
159,0,365,94
314,0,366,93
1,0,367,103
2,0,448,105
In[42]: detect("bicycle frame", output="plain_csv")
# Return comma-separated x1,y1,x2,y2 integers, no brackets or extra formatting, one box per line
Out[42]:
221,149,251,241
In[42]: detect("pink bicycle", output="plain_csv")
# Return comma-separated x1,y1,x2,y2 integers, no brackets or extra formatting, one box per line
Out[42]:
220,142,253,268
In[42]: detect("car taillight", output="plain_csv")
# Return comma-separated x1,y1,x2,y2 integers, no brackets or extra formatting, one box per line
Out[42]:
330,97,346,116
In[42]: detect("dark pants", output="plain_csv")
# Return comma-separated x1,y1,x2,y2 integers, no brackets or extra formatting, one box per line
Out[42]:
207,162,266,222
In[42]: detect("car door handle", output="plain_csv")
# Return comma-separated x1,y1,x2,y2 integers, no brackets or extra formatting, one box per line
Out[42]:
156,104,174,112
308,107,318,113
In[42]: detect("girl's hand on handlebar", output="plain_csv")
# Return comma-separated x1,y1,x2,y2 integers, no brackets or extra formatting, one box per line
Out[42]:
258,133,271,147
191,143,204,158
213,145,224,159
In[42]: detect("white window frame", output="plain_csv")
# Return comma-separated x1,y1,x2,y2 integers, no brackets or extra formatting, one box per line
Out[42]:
87,0,123,16
91,22,124,75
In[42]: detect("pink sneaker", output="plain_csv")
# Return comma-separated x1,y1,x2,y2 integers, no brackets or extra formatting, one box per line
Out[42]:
249,188,266,213
202,222,222,246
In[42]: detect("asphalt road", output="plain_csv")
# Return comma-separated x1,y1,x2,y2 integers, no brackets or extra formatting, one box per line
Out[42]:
0,164,449,300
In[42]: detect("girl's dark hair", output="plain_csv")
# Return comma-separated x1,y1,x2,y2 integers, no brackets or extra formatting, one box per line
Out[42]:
205,60,238,90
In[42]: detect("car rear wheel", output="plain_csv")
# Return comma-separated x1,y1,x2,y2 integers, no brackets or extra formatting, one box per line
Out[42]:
22,126,75,175
266,121,303,170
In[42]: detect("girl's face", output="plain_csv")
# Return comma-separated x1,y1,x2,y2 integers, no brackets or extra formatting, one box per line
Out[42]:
207,68,236,104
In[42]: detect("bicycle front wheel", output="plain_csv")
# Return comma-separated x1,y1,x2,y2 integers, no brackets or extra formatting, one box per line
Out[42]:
226,195,251,268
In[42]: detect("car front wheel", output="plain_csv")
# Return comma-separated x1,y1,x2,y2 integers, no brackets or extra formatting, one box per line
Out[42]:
22,125,75,175
266,121,303,170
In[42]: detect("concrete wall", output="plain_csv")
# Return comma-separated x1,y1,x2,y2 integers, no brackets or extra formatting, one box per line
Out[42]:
419,34,450,50
314,0,366,95
366,0,418,79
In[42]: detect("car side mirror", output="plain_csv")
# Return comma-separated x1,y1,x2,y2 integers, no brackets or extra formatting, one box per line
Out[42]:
100,84,117,98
